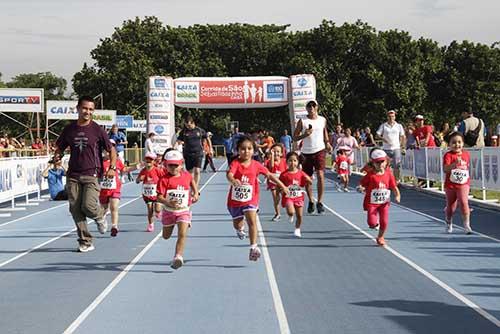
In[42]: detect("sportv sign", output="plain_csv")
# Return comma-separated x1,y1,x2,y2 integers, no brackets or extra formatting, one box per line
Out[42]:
0,88,44,113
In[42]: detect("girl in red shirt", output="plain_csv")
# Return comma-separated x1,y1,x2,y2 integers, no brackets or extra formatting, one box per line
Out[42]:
359,149,401,246
227,136,288,261
157,150,199,269
279,152,312,238
443,132,471,234
335,146,351,192
266,144,287,221
136,152,165,232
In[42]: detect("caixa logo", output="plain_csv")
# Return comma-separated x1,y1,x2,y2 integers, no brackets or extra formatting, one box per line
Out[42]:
150,91,170,98
298,77,308,87
154,125,165,134
154,78,166,88
150,114,168,120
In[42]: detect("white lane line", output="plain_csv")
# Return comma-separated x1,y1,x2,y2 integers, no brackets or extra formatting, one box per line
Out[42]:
256,216,291,334
0,196,141,269
0,180,139,229
321,202,500,328
62,162,225,334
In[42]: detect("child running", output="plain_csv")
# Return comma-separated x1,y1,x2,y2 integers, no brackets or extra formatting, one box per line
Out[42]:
99,140,140,237
136,152,164,232
359,149,401,246
157,150,199,269
227,135,289,261
265,143,287,221
279,152,312,238
443,132,472,234
335,146,351,192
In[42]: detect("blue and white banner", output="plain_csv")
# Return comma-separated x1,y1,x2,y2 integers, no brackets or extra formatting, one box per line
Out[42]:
1,88,44,113
116,115,133,129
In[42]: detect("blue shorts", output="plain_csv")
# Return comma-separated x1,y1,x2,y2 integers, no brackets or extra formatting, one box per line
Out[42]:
227,205,259,220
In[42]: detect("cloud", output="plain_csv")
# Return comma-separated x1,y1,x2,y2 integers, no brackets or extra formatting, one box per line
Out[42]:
0,28,99,42
414,0,459,17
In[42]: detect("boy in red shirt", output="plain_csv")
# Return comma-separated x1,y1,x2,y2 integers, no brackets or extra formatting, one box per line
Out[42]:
359,149,401,246
443,132,472,234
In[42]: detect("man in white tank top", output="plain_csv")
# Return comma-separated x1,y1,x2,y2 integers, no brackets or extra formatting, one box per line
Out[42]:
293,100,332,214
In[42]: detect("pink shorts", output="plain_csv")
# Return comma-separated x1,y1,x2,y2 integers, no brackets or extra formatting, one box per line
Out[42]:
99,192,121,204
161,210,192,226
282,198,304,208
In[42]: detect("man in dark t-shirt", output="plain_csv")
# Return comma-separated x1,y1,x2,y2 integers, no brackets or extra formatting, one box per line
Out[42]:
176,115,209,187
54,95,117,253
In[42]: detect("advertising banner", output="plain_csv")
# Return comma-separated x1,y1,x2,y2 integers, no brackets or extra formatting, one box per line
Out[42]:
0,88,44,113
483,147,500,191
467,148,483,189
126,119,146,132
92,110,116,127
0,160,13,203
46,100,78,119
174,76,289,109
401,150,415,177
147,76,175,154
414,149,427,179
116,115,133,129
288,74,316,130
426,148,442,182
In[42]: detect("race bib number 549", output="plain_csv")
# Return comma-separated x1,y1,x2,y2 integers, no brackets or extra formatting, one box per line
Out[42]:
231,184,253,202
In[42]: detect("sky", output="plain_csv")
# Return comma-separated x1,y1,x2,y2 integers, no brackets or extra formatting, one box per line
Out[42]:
1,0,499,90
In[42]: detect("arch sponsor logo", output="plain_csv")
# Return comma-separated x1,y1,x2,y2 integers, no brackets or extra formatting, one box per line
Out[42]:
175,81,199,103
154,125,165,134
0,96,40,104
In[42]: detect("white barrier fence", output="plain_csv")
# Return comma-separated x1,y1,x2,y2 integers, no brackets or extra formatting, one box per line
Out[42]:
354,147,500,200
0,156,52,215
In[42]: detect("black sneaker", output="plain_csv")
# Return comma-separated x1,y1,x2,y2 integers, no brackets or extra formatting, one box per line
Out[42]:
316,202,325,214
307,202,315,214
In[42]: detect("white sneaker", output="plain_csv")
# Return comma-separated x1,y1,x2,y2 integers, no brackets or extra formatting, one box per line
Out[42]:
95,217,108,234
236,229,247,240
464,222,472,235
294,228,302,238
249,247,261,261
171,255,184,269
343,188,350,193
445,220,453,233
78,243,95,253
271,214,281,222
288,216,294,225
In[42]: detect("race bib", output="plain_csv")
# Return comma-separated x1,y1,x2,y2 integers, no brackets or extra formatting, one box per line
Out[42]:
100,177,117,190
370,189,391,205
450,169,469,185
142,183,157,197
339,161,349,170
231,184,253,202
287,185,303,199
166,189,189,209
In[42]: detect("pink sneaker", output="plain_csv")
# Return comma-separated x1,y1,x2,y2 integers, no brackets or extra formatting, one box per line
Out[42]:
146,224,154,232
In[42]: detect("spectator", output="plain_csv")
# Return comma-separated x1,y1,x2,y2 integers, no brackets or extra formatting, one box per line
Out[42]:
406,124,417,150
202,132,216,172
353,129,363,146
280,129,293,153
109,124,128,162
230,127,245,158
42,156,68,200
223,132,233,164
262,130,275,153
458,110,485,148
414,115,437,148
144,132,155,155
336,128,359,165
491,135,498,147
437,122,451,148
364,127,376,147
330,124,344,162
376,110,406,180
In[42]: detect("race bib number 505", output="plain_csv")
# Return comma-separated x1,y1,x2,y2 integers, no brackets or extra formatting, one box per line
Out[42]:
231,184,253,202
370,189,390,205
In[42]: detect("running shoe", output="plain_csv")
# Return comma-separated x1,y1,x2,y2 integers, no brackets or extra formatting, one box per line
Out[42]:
171,255,184,269
236,229,247,240
369,224,380,231
316,202,325,214
307,202,315,214
288,216,294,225
78,243,95,253
271,214,281,222
95,217,108,234
249,247,261,261
376,237,386,246
343,188,350,193
445,220,453,234
110,226,119,237
464,223,472,235
146,224,154,232
294,228,302,238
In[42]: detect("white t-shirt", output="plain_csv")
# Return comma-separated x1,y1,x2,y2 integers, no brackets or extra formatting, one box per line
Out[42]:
145,138,154,155
301,116,327,154
376,122,405,150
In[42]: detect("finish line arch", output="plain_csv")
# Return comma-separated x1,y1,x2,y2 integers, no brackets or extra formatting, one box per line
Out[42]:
146,75,316,154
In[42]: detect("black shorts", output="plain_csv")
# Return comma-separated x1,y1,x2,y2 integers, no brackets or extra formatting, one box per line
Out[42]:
184,152,203,171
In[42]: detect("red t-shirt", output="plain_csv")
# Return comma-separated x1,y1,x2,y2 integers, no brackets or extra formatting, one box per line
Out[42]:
443,150,470,189
138,166,165,200
157,170,193,212
360,169,397,210
100,159,125,196
227,159,269,207
279,170,308,202
414,125,436,147
335,155,350,175
266,158,287,188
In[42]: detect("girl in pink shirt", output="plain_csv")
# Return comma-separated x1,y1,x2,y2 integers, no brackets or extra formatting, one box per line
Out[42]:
227,136,288,261
157,150,199,269
443,132,472,234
